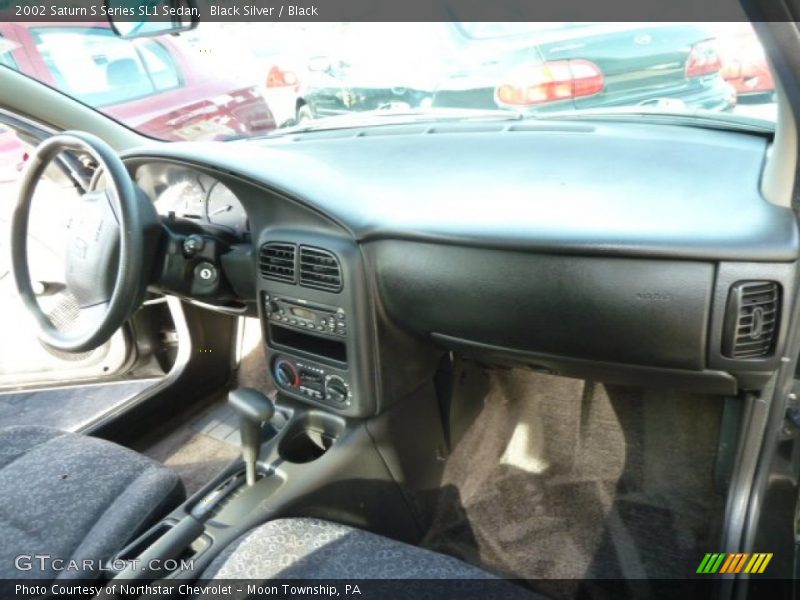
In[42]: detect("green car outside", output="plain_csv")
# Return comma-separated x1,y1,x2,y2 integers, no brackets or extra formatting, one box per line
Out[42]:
432,23,736,113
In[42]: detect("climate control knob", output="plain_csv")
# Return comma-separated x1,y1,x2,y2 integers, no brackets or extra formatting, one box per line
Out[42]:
273,359,299,388
324,375,351,404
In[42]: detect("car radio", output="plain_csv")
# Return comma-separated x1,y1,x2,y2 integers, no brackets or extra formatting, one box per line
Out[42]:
263,294,347,338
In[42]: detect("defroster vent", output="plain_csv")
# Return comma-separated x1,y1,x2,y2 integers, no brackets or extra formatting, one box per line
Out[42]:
259,242,296,283
722,281,780,359
299,246,342,292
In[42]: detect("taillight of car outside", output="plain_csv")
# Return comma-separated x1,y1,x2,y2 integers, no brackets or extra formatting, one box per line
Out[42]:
267,66,299,88
495,59,605,106
685,40,722,78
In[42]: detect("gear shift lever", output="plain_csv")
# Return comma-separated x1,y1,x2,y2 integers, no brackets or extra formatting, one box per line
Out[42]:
228,388,275,486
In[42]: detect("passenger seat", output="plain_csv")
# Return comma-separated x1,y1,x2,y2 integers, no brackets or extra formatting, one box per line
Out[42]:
202,517,533,595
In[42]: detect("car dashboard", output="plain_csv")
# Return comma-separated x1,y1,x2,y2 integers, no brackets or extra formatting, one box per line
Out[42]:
123,118,800,418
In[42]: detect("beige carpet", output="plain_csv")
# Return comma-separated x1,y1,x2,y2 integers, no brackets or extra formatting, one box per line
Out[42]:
144,422,240,497
421,369,724,595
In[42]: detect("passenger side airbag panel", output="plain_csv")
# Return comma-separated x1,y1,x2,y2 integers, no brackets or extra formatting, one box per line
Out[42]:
371,242,713,370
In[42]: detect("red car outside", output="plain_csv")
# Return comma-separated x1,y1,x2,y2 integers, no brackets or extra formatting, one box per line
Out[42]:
0,22,275,172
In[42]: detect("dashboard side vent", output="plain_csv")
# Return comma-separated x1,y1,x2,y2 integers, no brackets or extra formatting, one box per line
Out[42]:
258,242,296,284
299,246,342,292
722,281,780,359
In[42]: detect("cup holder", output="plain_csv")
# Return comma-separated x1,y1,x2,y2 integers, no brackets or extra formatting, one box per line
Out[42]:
279,412,344,464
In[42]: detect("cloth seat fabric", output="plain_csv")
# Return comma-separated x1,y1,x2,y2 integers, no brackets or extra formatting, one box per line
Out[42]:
0,425,184,580
202,517,502,579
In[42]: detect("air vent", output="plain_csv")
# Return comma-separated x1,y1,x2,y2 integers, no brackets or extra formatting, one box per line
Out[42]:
299,246,342,292
722,281,780,359
258,242,296,284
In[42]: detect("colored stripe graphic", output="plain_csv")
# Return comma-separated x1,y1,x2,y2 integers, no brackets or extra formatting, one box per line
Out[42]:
753,553,773,574
719,553,737,573
719,554,736,573
733,554,749,573
697,553,725,573
698,553,773,574
696,554,713,573
745,554,761,573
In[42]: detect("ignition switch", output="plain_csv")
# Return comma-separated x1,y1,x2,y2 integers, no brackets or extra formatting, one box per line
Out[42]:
193,261,218,284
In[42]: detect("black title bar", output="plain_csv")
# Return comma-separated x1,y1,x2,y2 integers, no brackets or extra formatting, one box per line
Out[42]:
0,0,787,23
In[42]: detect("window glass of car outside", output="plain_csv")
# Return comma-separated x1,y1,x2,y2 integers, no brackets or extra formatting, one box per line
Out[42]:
0,35,18,69
29,26,181,107
0,22,779,141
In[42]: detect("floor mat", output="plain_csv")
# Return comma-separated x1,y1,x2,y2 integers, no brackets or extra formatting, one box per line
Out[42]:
143,409,240,497
190,390,284,448
190,401,245,447
421,369,724,597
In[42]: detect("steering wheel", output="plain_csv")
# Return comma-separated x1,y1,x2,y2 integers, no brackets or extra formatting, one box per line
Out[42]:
10,131,159,353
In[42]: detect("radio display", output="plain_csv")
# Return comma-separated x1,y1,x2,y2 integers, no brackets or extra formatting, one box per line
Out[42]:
290,307,315,320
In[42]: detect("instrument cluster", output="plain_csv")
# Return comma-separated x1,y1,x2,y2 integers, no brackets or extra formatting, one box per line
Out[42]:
144,168,248,236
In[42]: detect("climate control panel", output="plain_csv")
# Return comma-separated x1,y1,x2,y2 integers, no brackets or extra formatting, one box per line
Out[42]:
271,356,352,407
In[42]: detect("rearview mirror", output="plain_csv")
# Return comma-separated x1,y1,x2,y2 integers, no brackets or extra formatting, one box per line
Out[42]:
106,0,199,39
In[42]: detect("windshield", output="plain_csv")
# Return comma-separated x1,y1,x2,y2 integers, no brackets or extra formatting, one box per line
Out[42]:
0,21,777,140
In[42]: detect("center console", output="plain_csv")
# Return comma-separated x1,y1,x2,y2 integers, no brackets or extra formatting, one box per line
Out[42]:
104,393,417,584
99,217,438,584
255,231,377,417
